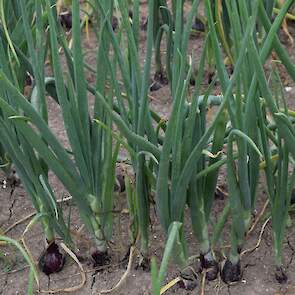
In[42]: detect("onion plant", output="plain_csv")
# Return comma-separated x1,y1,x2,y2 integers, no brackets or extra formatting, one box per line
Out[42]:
99,0,255,280
93,0,224,272
43,0,120,264
0,0,35,90
208,0,291,66
0,0,120,268
91,0,282,282
0,0,36,175
152,0,172,85
205,0,295,282
148,0,258,281
93,0,160,267
151,0,203,86
247,31,295,283
204,0,262,282
151,222,186,295
154,0,224,279
256,67,295,283
0,0,72,274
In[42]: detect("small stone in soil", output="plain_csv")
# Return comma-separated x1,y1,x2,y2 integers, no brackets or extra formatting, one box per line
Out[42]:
91,251,111,267
38,242,65,276
275,266,288,284
221,259,241,283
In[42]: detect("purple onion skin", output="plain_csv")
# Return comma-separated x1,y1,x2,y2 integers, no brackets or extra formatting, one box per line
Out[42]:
221,259,241,283
39,242,65,276
200,253,219,281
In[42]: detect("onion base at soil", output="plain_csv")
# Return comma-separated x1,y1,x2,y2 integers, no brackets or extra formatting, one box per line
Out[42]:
221,259,241,283
200,251,219,281
38,242,65,276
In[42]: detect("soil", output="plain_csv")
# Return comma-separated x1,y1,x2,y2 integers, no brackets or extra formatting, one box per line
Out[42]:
1,2,295,295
